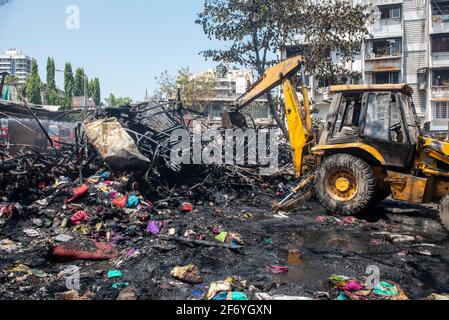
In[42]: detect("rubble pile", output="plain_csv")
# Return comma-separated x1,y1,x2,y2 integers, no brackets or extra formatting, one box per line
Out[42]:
0,104,448,301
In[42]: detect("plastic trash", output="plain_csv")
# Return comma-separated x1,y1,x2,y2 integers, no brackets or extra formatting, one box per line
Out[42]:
108,270,123,279
70,211,88,226
215,232,228,243
23,228,40,237
170,264,204,284
180,202,194,212
146,221,160,235
112,196,128,208
207,281,232,300
230,292,249,300
266,265,289,274
126,195,140,208
67,184,89,203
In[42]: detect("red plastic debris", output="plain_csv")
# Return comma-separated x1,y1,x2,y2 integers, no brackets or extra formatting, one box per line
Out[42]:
67,184,89,204
266,265,289,274
112,196,128,208
49,242,119,262
0,204,15,219
180,202,194,212
70,211,88,225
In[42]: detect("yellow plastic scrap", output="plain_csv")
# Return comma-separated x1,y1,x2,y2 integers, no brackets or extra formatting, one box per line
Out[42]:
427,293,449,300
95,223,103,232
206,281,232,300
8,263,33,275
73,224,90,235
87,177,101,184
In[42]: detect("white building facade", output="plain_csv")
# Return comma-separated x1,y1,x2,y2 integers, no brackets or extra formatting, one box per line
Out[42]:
283,0,449,132
0,49,36,84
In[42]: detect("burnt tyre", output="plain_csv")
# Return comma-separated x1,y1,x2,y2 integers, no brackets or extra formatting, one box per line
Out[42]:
314,154,377,216
439,195,449,232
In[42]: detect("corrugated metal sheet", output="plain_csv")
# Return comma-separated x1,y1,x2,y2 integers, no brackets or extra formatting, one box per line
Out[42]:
8,119,49,156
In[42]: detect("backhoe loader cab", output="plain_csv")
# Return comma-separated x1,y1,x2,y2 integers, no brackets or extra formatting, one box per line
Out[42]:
317,84,419,169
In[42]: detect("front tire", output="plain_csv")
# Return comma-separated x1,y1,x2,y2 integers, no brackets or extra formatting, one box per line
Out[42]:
314,154,378,216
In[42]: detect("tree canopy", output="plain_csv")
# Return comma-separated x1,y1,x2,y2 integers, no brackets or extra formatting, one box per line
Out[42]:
105,94,132,108
154,67,216,112
64,62,75,109
196,0,371,84
25,61,42,105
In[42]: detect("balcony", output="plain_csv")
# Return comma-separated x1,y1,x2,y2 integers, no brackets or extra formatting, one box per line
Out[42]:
365,56,402,73
432,15,449,34
432,52,449,67
369,18,402,39
432,86,449,100
364,0,403,6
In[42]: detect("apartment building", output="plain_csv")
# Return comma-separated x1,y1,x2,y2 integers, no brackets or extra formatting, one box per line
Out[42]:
0,49,36,84
282,0,449,132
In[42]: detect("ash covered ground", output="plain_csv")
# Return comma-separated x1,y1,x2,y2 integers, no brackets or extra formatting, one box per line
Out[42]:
1,167,448,300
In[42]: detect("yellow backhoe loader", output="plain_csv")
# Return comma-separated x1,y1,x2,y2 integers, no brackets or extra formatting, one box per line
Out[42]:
223,55,449,232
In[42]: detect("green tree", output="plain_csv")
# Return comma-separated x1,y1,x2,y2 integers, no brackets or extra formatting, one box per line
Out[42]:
46,57,56,89
105,93,132,108
196,0,371,135
45,57,61,105
93,78,101,106
74,67,86,97
64,62,75,109
87,79,94,98
25,61,42,104
154,67,215,112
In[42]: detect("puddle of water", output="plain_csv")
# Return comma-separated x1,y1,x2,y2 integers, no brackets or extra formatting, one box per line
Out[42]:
287,249,303,266
289,229,373,254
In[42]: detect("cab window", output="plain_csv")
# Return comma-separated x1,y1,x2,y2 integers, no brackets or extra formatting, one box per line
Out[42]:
364,92,407,143
332,93,363,137
364,93,390,141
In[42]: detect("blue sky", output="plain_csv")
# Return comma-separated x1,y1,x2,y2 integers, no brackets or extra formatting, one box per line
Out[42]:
0,0,221,102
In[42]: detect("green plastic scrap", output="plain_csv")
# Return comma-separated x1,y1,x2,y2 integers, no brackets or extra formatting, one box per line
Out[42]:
215,232,228,243
108,270,123,279
112,282,129,289
231,292,249,301
329,275,349,285
373,282,398,296
337,292,349,301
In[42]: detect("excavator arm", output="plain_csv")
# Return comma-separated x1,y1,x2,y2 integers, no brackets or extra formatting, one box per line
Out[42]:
223,55,315,177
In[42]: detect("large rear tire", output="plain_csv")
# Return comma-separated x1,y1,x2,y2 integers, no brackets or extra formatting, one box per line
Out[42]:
439,196,449,232
314,154,378,216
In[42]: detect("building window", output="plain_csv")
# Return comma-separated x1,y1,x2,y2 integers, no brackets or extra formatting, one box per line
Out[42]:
432,34,449,53
433,101,449,119
374,71,400,84
433,69,449,86
371,38,402,58
380,5,401,19
432,1,449,16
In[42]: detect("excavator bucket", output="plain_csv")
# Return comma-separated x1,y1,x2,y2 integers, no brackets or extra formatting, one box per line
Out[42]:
221,111,248,129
